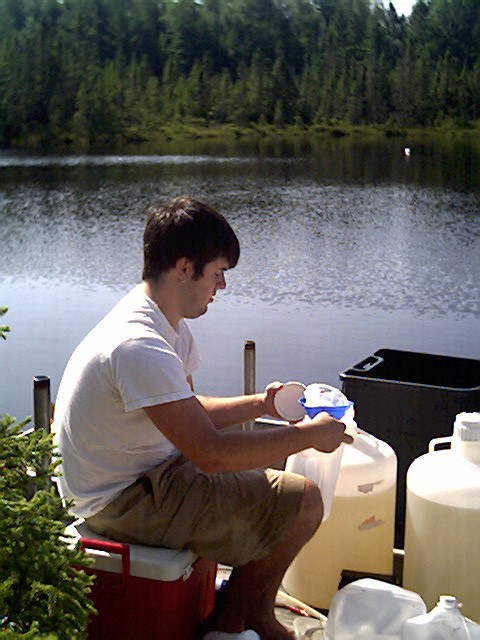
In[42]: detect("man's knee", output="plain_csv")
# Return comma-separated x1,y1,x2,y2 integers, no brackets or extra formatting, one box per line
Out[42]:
298,478,324,534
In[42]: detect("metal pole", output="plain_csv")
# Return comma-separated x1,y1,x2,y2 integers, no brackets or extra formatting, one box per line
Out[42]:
33,375,51,434
32,375,52,487
243,340,256,431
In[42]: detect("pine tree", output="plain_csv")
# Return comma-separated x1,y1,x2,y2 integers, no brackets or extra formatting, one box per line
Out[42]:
0,0,479,143
0,307,9,339
0,310,95,639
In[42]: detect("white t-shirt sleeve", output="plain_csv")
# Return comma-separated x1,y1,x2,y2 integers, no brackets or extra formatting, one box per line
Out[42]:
111,336,195,412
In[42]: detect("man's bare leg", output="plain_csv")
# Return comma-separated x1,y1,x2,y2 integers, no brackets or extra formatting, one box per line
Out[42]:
210,478,323,639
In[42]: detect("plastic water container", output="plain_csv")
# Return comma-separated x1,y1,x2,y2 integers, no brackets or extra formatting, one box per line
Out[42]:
403,412,480,622
401,595,480,639
283,428,397,609
285,384,357,521
324,578,426,639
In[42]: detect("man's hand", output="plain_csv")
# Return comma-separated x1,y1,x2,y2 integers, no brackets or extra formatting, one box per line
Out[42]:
263,381,284,419
299,411,354,452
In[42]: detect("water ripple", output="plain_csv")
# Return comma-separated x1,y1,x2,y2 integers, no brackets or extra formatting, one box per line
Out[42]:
1,162,479,320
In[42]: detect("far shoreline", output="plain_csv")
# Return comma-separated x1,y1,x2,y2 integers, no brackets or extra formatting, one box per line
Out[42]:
2,121,480,154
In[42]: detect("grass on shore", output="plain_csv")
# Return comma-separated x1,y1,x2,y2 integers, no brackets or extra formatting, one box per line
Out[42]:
126,119,480,143
5,119,480,152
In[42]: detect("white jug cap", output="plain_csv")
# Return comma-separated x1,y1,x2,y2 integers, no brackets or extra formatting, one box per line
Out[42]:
437,595,460,609
454,412,480,441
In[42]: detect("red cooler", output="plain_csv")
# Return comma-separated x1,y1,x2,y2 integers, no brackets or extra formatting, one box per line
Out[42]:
65,519,217,640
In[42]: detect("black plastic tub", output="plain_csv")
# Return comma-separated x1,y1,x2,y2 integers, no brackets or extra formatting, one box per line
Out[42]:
340,348,480,547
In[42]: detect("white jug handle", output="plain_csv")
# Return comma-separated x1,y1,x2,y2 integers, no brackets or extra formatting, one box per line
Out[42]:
429,436,452,453
348,428,382,457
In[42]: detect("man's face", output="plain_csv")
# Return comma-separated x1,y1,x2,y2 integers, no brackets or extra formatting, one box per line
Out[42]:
181,257,229,319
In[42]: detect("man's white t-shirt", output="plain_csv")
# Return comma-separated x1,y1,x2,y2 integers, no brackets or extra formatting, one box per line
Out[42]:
53,285,201,518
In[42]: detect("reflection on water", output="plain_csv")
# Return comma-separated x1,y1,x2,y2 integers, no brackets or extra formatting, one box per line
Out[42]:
231,184,479,317
1,154,478,315
1,139,479,420
2,133,480,187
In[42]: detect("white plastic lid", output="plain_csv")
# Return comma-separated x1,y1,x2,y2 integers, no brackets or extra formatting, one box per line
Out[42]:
437,595,460,609
454,412,480,442
274,382,306,421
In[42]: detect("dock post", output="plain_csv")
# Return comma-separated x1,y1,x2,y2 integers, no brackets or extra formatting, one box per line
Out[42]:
243,340,256,431
33,375,52,482
33,375,51,434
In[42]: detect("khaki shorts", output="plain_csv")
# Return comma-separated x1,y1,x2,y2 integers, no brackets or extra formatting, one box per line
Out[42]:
86,454,305,566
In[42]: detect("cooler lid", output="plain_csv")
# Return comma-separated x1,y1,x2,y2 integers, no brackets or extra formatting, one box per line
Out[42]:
64,519,199,582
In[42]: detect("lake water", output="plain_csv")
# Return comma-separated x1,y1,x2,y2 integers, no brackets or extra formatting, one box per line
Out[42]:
1,136,479,424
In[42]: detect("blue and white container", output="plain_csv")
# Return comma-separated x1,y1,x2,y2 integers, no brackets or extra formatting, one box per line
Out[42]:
283,385,397,610
285,384,356,521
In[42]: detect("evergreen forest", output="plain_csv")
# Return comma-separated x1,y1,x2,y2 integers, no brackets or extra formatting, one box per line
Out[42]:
0,0,479,148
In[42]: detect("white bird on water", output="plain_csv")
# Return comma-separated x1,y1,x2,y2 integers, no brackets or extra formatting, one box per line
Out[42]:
404,147,411,156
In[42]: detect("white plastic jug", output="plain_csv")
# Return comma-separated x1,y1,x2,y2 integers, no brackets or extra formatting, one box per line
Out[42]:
401,595,480,639
324,578,426,639
283,429,397,609
285,384,357,521
403,412,480,622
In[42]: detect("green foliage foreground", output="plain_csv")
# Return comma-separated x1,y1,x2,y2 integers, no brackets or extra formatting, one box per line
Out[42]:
0,308,95,639
0,308,9,341
0,415,95,639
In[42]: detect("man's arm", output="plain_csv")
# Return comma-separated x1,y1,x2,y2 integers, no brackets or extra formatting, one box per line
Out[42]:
195,382,282,430
143,395,352,473
187,376,281,430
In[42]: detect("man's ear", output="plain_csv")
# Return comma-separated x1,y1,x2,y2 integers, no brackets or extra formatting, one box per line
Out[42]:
174,257,194,282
